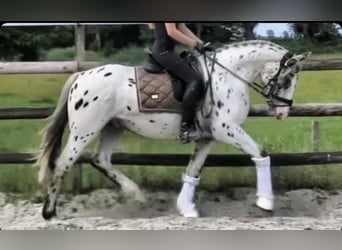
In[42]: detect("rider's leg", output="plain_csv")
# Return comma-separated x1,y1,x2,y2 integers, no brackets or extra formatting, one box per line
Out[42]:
152,51,204,144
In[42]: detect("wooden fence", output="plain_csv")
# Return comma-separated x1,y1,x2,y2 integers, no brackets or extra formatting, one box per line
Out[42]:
0,103,341,167
0,59,341,192
1,59,342,74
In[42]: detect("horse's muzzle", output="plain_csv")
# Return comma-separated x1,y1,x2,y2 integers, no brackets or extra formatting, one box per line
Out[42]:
275,106,290,120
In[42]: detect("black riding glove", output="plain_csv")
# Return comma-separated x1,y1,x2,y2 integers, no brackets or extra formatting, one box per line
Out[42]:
195,42,214,54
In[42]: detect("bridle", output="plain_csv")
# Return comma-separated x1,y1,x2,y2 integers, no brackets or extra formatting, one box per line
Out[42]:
202,51,296,109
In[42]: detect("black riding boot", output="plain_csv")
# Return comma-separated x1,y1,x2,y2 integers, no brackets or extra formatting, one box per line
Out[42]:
179,81,201,144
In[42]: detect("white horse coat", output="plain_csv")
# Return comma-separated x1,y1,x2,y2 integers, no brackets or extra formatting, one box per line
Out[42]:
36,40,310,219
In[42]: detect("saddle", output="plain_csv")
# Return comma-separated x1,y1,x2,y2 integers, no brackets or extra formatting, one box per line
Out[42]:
135,52,205,113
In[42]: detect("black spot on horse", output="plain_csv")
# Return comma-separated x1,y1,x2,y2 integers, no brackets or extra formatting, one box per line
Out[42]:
249,50,257,55
239,55,244,59
227,109,231,113
70,88,74,94
93,96,98,101
128,78,136,84
215,111,219,117
84,90,88,96
74,83,78,89
128,84,133,87
127,106,131,111
75,99,83,110
86,134,89,137
81,72,85,75
104,72,112,77
52,188,56,193
69,157,73,161
222,123,226,128
217,100,224,109
83,102,89,108
89,71,93,74
74,136,78,142
80,136,84,140
149,120,155,123
97,67,105,73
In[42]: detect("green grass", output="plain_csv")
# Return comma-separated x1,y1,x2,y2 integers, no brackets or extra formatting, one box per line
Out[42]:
0,67,341,194
309,53,342,60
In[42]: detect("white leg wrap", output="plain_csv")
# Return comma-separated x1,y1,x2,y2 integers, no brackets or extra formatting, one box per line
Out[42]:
177,174,200,218
252,156,274,211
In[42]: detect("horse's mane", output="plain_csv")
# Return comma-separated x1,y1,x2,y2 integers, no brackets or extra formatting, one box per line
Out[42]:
217,40,287,53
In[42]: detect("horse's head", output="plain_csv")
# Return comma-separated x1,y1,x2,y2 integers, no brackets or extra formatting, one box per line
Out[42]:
260,51,311,119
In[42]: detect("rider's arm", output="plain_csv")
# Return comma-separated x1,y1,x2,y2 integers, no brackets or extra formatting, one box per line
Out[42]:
165,23,198,48
178,23,203,45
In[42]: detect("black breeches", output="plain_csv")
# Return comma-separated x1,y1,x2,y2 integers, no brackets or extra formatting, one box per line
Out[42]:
152,50,204,125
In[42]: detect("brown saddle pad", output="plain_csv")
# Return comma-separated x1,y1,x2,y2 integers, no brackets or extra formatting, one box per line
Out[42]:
135,66,182,113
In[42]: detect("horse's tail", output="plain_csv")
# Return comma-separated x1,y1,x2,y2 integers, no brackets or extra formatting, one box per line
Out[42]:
35,72,79,185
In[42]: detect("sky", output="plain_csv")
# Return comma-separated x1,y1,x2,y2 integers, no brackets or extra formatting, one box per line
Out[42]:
255,23,290,37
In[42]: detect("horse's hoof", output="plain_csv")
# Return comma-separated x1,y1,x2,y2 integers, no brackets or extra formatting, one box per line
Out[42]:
177,201,199,218
42,199,57,220
180,209,199,218
256,195,274,211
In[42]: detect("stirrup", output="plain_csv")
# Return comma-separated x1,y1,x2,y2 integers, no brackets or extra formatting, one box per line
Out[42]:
179,128,199,144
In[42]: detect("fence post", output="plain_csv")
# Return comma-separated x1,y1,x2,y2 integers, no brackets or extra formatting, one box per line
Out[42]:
73,163,83,194
74,23,85,68
312,120,320,152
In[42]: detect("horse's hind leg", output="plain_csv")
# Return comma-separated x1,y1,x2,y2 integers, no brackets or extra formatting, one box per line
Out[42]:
177,140,213,217
91,124,145,202
42,118,109,220
42,130,99,220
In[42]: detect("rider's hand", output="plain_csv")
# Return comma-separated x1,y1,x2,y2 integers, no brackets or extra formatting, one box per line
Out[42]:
195,42,214,53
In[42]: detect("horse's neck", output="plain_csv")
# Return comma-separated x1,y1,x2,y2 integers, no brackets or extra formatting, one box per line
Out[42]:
200,41,287,104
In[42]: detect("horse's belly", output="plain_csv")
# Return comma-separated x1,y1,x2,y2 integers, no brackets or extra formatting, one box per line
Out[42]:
121,114,181,140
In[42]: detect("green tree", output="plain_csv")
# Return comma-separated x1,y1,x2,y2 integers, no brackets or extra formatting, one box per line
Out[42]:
267,29,275,38
290,23,340,44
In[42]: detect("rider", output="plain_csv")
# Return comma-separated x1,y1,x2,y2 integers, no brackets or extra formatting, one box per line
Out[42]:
150,23,212,144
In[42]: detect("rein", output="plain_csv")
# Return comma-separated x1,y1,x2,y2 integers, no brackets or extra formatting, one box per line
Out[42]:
202,51,294,109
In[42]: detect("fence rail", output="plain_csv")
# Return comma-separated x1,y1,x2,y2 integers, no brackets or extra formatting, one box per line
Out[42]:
1,59,342,74
1,104,342,120
2,152,342,166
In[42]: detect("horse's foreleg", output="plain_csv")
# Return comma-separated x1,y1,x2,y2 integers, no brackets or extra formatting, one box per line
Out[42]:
213,124,274,211
177,140,213,218
91,125,145,202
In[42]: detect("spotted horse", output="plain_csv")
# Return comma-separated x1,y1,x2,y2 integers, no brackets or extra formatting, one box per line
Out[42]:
35,40,310,219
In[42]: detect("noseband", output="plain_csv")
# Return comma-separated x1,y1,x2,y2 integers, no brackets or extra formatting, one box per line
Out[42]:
263,51,294,107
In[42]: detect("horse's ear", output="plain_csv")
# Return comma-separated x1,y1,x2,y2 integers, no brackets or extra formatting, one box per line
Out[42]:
297,51,312,61
285,58,297,67
286,51,311,66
